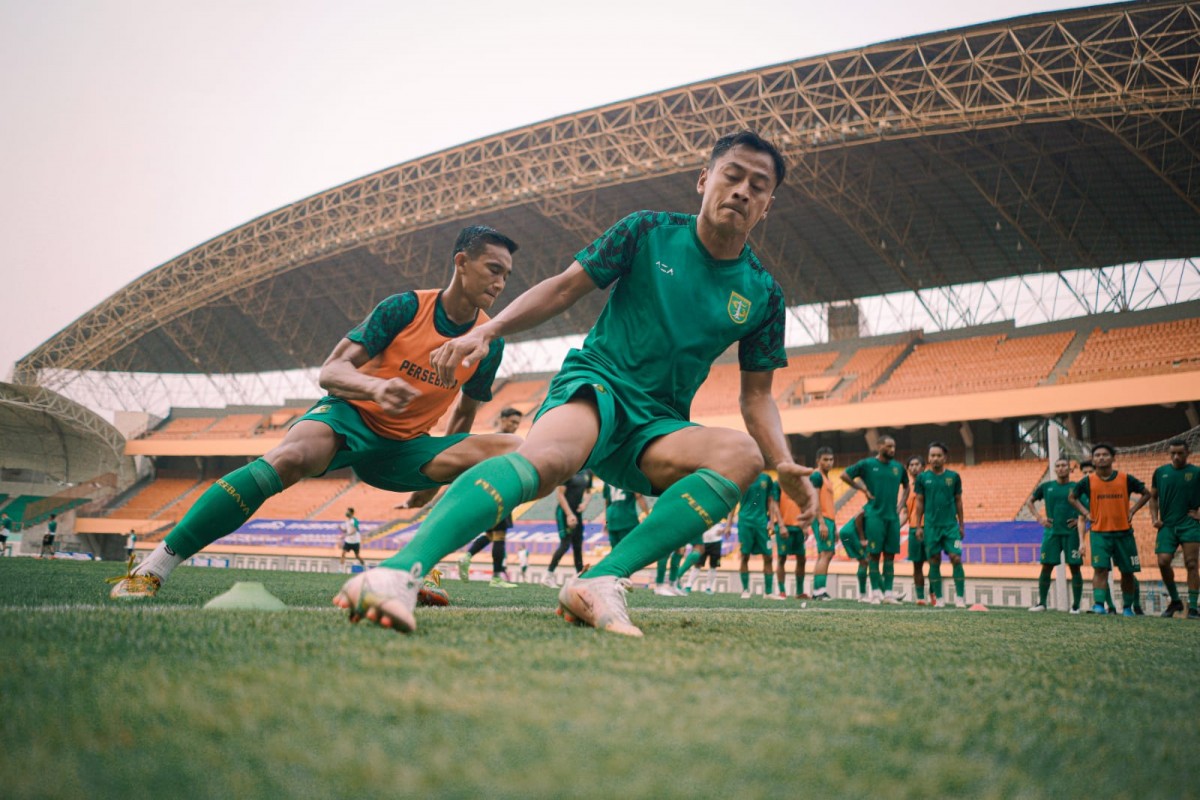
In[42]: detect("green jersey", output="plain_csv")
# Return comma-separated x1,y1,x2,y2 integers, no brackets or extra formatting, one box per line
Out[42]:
1151,463,1200,527
914,468,962,528
844,457,909,521
738,472,779,533
573,211,787,421
603,484,641,531
1032,479,1079,533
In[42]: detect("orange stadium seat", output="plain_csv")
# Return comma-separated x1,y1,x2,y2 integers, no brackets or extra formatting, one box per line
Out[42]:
107,478,202,519
193,413,265,439
1061,319,1200,383
254,478,351,519
808,343,909,406
312,481,412,522
147,417,217,439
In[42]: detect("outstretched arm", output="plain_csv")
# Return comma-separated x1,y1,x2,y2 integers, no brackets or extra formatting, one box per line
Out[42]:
319,339,420,415
430,263,598,385
740,370,815,525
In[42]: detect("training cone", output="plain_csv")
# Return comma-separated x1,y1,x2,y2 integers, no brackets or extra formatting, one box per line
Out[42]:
203,581,287,611
968,603,989,612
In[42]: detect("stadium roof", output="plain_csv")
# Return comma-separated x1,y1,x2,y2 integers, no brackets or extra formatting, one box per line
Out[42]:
16,0,1200,382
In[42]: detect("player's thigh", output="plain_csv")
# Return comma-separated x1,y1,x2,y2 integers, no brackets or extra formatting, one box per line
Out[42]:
415,433,521,482
1181,540,1200,569
263,420,341,485
1111,535,1141,573
638,425,764,494
517,399,601,494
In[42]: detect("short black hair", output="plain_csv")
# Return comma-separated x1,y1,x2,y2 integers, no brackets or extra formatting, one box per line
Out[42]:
816,446,834,458
1054,457,1069,465
346,508,355,514
1091,442,1117,457
453,225,518,259
50,513,57,519
1168,438,1189,451
499,407,523,419
1080,460,1094,470
709,130,787,188
928,441,949,455
907,455,923,467
878,434,896,445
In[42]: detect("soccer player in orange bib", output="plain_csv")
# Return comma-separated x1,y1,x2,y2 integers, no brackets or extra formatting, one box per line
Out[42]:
110,226,522,599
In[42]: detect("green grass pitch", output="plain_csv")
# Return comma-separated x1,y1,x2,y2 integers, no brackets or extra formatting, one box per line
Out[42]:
2,558,1197,799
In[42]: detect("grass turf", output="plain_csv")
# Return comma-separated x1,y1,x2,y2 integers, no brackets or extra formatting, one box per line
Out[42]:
2,559,1197,799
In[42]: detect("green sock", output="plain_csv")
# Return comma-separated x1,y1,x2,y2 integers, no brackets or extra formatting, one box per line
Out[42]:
1038,566,1052,606
1104,587,1115,610
679,550,702,579
1188,590,1198,609
765,574,774,594
656,557,668,585
867,561,881,592
740,571,750,591
668,551,683,583
1093,588,1107,606
856,564,867,594
814,574,827,592
164,459,282,559
380,453,539,575
1165,580,1180,602
882,560,895,592
928,560,942,599
915,585,926,600
588,469,740,580
1126,578,1141,611
1071,573,1083,609
952,562,965,599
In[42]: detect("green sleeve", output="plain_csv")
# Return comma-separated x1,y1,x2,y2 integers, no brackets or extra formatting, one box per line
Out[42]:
914,476,926,498
575,211,669,289
845,460,863,481
1074,477,1090,499
461,338,505,402
1127,474,1148,495
346,292,419,358
737,279,787,372
810,472,823,490
1032,483,1045,502
954,473,962,497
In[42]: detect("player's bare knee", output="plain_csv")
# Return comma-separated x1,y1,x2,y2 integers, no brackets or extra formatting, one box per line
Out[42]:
710,431,763,489
264,443,322,487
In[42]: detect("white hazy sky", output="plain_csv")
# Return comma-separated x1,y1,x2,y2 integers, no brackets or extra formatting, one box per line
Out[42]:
0,0,1106,378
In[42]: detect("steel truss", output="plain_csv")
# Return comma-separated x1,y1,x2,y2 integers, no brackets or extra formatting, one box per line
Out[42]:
15,1,1200,414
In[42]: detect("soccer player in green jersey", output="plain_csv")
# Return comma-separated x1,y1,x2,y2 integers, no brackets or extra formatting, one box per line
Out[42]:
838,511,870,600
1024,457,1084,613
458,407,524,587
729,472,781,599
808,448,838,601
913,442,966,607
842,435,910,604
110,226,522,599
1150,439,1200,619
603,483,649,550
334,130,816,636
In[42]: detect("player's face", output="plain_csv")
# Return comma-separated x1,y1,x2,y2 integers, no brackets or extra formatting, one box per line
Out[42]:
456,243,513,310
877,438,895,460
696,145,777,238
499,414,522,433
907,459,922,477
1169,445,1188,469
819,453,834,471
1054,460,1071,480
927,448,945,469
1092,449,1113,470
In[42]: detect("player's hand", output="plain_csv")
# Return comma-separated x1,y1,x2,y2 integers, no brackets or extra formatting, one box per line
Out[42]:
959,522,966,540
777,463,817,526
1152,518,1164,529
1189,509,1200,521
374,377,421,415
400,487,440,509
429,328,494,387
1038,515,1049,528
566,512,578,527
915,527,924,542
865,491,875,502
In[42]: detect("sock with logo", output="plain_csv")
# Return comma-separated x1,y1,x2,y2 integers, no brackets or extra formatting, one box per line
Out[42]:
381,453,539,575
586,470,740,579
882,559,895,593
141,459,283,581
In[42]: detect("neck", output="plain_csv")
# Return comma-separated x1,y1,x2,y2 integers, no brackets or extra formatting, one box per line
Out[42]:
439,284,478,326
1096,466,1114,478
1056,477,1070,484
695,216,748,260
931,466,944,474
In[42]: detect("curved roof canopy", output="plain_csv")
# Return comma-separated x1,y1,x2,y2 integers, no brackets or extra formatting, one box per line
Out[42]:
18,0,1200,383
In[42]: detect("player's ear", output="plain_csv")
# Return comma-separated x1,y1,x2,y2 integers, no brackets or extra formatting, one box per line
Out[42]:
453,251,468,273
696,167,708,196
760,194,776,222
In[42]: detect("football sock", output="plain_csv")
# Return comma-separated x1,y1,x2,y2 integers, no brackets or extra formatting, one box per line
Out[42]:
928,561,943,599
1165,579,1180,602
381,453,539,575
882,559,895,592
656,557,668,585
586,469,740,580
679,550,702,578
705,567,715,589
1125,578,1141,611
1188,590,1198,609
814,574,827,592
1038,566,1053,606
867,561,882,592
1104,587,1116,611
765,574,774,595
1071,571,1084,608
145,459,283,579
915,584,926,600
1093,588,1107,606
468,535,490,557
856,564,867,594
740,571,750,591
952,562,965,599
491,540,504,574
668,552,682,583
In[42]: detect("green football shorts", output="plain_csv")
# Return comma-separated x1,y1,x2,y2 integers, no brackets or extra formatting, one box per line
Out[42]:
813,518,837,553
923,524,963,559
864,515,901,556
778,525,806,557
1039,528,1083,566
906,528,925,562
739,525,771,556
840,523,866,561
1090,530,1141,573
1155,517,1200,553
295,396,470,492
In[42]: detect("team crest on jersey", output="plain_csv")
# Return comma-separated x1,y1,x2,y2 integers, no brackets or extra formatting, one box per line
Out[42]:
727,291,751,324
311,404,331,414
945,477,954,487
1186,473,1194,481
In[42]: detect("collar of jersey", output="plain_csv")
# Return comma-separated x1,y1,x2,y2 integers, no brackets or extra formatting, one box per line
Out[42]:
433,291,479,338
688,215,750,268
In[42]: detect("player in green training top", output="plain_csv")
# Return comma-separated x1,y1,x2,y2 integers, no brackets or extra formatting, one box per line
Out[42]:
1150,439,1200,619
334,130,817,636
913,442,966,608
842,435,909,604
603,483,649,549
1024,457,1084,613
728,471,781,599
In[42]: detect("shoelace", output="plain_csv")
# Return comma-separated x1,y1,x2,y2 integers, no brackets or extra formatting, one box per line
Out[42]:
105,553,142,585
